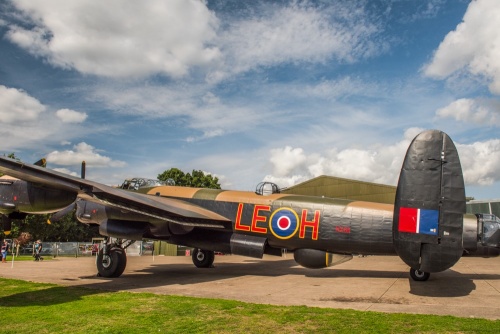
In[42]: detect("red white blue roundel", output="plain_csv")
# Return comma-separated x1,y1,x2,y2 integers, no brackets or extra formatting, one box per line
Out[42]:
269,208,299,239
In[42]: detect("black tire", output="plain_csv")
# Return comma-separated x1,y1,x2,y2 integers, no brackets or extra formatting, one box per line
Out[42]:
410,268,430,281
97,246,127,278
192,248,215,268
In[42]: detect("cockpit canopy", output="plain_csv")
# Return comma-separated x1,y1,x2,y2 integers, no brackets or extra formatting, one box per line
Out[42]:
255,181,281,196
120,177,170,190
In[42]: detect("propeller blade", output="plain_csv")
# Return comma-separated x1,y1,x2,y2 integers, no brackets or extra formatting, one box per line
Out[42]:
81,161,86,179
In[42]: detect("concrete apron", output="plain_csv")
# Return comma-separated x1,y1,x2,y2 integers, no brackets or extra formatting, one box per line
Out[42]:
0,254,499,320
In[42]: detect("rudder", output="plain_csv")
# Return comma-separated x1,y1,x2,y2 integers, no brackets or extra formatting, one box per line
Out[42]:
393,130,466,273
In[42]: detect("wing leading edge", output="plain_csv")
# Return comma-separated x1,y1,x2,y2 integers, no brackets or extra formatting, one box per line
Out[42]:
0,156,231,229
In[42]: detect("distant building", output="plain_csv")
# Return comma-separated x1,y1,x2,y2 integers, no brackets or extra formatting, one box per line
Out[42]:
466,200,500,218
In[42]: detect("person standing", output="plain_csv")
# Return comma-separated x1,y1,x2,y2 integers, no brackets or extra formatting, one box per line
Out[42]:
1,240,9,263
34,240,43,261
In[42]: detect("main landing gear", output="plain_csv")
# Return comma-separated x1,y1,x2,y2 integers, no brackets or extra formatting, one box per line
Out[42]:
192,248,215,268
96,239,135,278
409,268,430,281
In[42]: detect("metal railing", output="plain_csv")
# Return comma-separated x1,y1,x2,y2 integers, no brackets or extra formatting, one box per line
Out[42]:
13,241,155,258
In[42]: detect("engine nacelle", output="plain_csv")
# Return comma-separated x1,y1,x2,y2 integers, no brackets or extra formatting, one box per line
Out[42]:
99,219,147,240
294,249,353,269
0,180,77,214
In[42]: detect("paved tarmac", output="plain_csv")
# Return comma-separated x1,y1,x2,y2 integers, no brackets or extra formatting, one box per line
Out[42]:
1,254,499,320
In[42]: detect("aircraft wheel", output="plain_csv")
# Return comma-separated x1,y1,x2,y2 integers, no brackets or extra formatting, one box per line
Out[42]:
192,248,215,268
97,246,127,278
409,268,430,281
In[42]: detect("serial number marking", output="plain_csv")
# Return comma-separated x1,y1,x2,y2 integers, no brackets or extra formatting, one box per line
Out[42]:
335,226,351,234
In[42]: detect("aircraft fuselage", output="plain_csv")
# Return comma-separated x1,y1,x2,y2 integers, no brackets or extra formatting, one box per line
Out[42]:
145,186,395,256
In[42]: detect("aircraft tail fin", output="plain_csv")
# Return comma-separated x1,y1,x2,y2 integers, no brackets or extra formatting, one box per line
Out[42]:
393,130,466,273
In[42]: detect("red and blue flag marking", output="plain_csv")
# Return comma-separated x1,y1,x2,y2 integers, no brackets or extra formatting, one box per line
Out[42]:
398,207,439,235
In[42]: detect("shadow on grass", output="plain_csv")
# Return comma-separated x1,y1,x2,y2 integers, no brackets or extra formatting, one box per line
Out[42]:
0,284,101,307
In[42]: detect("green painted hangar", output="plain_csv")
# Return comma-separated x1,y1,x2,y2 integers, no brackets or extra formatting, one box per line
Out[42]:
281,175,397,204
281,175,500,217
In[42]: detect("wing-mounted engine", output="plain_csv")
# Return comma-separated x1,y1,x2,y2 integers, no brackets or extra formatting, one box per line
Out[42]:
393,130,465,273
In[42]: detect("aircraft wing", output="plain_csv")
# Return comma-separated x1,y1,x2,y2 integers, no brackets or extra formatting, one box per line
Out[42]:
0,156,231,229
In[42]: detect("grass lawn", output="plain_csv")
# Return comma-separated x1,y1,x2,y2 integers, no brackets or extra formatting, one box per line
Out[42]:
0,278,498,333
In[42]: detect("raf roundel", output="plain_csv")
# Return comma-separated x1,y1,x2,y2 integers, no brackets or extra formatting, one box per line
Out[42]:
269,208,299,239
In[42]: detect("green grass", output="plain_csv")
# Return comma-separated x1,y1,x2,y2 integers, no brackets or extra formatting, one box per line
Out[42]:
0,278,498,334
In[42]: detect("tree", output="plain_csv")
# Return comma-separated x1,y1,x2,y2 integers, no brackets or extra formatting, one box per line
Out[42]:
158,168,221,189
13,214,99,242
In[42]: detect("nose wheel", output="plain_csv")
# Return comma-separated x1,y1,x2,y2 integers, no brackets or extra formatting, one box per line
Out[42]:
192,248,215,268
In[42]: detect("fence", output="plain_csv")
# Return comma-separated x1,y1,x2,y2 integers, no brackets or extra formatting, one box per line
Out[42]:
14,240,155,258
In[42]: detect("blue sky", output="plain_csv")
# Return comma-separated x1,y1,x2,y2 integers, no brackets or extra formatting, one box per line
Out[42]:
0,0,499,200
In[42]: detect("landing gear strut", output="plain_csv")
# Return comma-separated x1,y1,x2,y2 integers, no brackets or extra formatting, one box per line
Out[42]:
409,268,430,281
192,248,215,268
96,238,135,278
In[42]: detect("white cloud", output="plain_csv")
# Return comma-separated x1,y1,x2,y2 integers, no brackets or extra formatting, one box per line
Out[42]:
458,139,500,186
423,0,500,94
46,142,126,168
0,85,46,123
92,84,264,139
56,108,87,123
209,2,384,82
436,98,500,126
52,167,79,177
269,146,307,177
6,0,220,78
263,128,500,190
263,129,414,189
264,128,469,190
0,85,103,152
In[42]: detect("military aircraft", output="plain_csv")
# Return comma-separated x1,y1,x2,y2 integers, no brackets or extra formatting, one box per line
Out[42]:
0,130,499,281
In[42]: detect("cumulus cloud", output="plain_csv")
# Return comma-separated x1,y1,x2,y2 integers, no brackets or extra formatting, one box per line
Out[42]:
263,128,419,188
264,127,500,189
51,167,79,177
269,146,307,177
0,85,46,123
458,139,500,186
436,98,500,126
423,0,500,94
46,142,126,168
0,85,98,151
56,108,88,123
6,0,220,78
209,1,385,82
